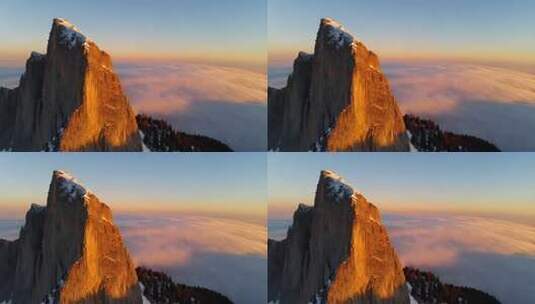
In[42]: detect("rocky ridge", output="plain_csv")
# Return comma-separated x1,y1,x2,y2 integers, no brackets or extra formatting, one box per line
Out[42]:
0,170,142,303
268,170,409,304
136,267,233,304
404,114,500,152
136,114,232,152
269,18,409,152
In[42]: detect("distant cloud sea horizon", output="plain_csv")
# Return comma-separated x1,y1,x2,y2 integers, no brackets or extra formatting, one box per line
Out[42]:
0,212,267,304
268,59,535,151
0,59,267,152
268,211,535,304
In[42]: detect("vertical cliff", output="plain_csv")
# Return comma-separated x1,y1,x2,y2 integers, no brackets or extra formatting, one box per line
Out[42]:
268,170,409,304
269,18,409,152
0,170,142,304
0,18,142,151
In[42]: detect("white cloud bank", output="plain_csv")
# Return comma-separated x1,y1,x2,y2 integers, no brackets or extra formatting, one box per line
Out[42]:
268,61,535,151
384,213,535,304
268,213,535,303
117,214,266,304
384,62,535,151
117,62,267,151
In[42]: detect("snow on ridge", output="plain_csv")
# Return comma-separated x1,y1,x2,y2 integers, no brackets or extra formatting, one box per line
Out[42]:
54,170,89,200
321,17,356,49
54,18,89,49
406,131,419,152
139,283,152,304
322,170,357,202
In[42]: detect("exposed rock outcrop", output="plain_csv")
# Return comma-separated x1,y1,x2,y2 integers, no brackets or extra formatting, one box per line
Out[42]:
0,170,142,304
268,170,409,304
268,18,409,151
0,18,142,151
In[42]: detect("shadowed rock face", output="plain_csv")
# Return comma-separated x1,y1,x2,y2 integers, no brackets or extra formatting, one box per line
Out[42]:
269,18,409,151
0,170,142,304
268,170,409,304
0,18,142,151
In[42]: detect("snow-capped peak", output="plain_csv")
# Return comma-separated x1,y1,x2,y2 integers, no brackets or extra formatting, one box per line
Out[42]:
54,18,88,49
322,170,357,202
321,17,357,49
54,170,89,200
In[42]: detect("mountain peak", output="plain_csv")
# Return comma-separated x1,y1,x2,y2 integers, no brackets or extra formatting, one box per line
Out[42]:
52,170,89,201
0,18,142,151
0,170,142,303
268,170,409,303
268,18,410,152
52,18,89,50
319,17,357,50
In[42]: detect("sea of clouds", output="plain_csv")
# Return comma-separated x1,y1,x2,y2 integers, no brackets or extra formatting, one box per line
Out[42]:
269,213,535,304
117,62,267,151
0,214,267,304
0,62,267,151
117,214,266,304
269,61,535,151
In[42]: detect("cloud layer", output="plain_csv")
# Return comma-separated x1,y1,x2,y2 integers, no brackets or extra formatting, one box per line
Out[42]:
384,213,535,304
268,213,535,304
384,62,535,151
268,61,535,151
117,214,266,304
117,63,267,151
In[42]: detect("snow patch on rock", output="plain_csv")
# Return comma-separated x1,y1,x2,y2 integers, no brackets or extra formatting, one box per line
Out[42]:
54,170,89,200
322,170,356,202
54,18,88,49
322,17,356,49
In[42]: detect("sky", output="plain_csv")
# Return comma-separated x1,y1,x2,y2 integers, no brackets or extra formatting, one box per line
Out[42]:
269,0,535,66
0,0,266,68
268,153,535,219
0,153,266,219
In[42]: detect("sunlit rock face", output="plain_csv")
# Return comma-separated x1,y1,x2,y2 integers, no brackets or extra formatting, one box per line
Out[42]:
0,18,142,151
268,170,409,304
269,18,409,151
0,170,142,304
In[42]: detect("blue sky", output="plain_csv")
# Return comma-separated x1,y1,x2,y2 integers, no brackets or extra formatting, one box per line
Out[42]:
269,0,535,65
0,0,266,65
268,153,535,219
0,153,266,218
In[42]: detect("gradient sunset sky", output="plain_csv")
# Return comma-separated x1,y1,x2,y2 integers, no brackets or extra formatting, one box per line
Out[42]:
0,153,266,219
269,0,535,65
0,0,266,67
268,153,535,219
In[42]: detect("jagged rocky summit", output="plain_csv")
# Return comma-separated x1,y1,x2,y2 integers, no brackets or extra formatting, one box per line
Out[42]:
0,18,142,151
269,18,409,152
268,170,410,304
0,18,231,152
0,170,142,303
